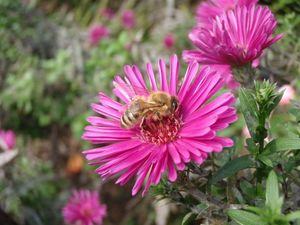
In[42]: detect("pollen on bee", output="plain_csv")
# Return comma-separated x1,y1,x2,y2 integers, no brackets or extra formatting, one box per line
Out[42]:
139,113,181,145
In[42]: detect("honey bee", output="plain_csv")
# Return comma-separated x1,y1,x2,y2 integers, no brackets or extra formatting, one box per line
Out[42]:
121,91,179,129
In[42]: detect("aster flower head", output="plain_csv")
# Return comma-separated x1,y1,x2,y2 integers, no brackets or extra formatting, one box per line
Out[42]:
89,25,110,46
196,0,258,28
184,5,283,68
82,55,237,196
121,10,136,29
62,189,106,225
0,129,16,151
163,33,176,49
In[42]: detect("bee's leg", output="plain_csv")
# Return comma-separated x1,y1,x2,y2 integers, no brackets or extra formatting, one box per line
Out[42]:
139,117,146,128
152,112,161,121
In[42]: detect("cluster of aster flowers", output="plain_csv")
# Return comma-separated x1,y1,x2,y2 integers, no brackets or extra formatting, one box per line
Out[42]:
80,0,282,201
184,0,282,88
88,9,136,46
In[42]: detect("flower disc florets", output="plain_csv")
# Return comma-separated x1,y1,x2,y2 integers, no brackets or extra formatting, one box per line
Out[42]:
140,112,181,144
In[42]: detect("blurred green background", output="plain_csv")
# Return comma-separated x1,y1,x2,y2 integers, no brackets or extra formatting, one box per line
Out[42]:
0,0,299,224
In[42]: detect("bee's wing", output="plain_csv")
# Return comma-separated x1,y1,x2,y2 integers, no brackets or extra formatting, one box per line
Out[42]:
114,79,149,99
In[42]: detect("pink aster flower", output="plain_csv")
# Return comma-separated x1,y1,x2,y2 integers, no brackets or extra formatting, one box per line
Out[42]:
82,55,237,196
163,33,176,49
184,5,283,67
62,189,106,225
89,25,110,46
0,129,16,151
101,8,114,20
121,10,136,29
196,0,258,28
279,85,296,106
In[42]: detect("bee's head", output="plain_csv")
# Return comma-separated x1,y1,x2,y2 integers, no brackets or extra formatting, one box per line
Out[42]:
170,96,179,112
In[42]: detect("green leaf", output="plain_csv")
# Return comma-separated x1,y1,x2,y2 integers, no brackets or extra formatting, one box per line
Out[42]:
228,209,265,225
265,91,283,116
211,155,255,184
266,171,283,213
286,211,300,221
246,138,257,154
181,212,196,225
264,137,300,152
238,88,258,137
266,171,279,203
257,155,273,167
246,206,264,215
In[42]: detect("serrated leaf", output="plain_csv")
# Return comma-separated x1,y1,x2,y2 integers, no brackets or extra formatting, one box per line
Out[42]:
265,137,300,152
181,212,196,225
228,209,265,225
211,155,255,184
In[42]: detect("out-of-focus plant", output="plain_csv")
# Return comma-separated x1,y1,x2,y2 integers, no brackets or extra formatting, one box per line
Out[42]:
150,1,300,224
1,0,300,224
228,171,300,225
151,81,300,224
1,50,81,136
0,155,64,224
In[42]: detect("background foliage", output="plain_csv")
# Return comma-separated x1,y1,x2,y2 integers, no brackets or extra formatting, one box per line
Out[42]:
0,0,300,225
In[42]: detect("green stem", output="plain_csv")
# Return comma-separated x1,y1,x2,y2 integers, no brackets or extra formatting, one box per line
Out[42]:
257,116,266,155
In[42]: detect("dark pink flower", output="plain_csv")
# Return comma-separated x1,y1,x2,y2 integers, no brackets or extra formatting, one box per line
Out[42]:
101,8,114,19
62,190,106,225
196,0,258,28
89,25,110,46
0,130,16,150
163,33,176,49
184,5,282,67
82,55,237,196
121,10,136,29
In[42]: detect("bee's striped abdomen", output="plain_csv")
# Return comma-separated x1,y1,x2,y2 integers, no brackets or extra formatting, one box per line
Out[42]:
121,109,140,128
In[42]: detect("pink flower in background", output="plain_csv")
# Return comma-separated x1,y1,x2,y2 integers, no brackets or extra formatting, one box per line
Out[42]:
62,190,106,225
163,33,175,49
89,25,110,46
82,55,237,195
121,10,136,29
252,58,260,68
0,130,16,150
279,85,296,106
101,8,114,19
184,5,282,67
196,0,258,28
